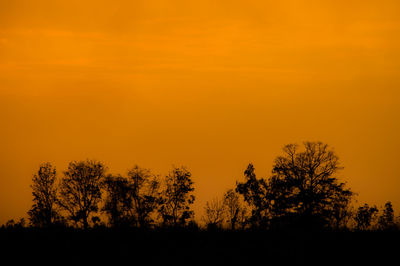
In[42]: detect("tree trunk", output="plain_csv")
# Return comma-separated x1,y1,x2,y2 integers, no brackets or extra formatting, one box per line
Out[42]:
83,216,88,229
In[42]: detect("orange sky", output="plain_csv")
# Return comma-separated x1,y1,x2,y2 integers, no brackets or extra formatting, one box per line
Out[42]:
1,0,400,224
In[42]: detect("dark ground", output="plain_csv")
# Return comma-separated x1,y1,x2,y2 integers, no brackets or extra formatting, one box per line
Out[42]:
0,228,399,265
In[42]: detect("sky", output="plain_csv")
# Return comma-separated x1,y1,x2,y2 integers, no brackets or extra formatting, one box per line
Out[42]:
1,0,400,224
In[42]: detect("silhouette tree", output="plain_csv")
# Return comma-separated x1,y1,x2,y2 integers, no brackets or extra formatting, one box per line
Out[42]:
28,163,61,227
102,174,134,227
127,165,161,228
377,201,396,231
203,197,225,229
159,166,195,227
58,160,105,229
102,166,161,228
223,189,247,230
268,142,354,228
328,198,354,230
354,203,378,231
236,163,270,228
4,219,15,229
2,218,25,229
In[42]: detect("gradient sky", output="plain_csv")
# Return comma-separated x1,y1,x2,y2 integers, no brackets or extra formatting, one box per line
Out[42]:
1,0,400,224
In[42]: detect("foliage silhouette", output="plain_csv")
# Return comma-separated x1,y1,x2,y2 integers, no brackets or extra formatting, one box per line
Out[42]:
223,189,248,230
236,142,354,229
17,141,398,234
28,163,62,227
58,160,105,229
354,203,379,231
378,201,396,231
236,163,270,228
2,218,25,229
3,140,399,264
203,197,225,229
127,165,161,228
159,166,195,227
102,174,134,227
268,142,354,229
102,167,161,228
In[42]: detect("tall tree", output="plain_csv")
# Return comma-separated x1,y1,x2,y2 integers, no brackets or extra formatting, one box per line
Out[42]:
159,167,195,227
223,189,247,230
102,174,134,227
203,198,225,229
354,203,378,231
269,142,353,228
127,165,161,228
236,164,270,228
327,197,354,230
378,201,395,231
28,163,61,227
58,160,105,229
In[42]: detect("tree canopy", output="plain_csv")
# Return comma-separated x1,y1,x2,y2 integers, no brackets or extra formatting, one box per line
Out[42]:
22,142,398,231
28,163,61,227
159,166,195,227
237,142,354,229
58,160,105,229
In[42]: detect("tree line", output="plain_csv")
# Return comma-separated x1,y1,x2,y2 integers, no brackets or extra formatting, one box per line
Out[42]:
24,162,195,229
2,141,399,231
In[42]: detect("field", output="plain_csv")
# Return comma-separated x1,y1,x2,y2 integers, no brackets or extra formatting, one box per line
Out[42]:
1,229,398,265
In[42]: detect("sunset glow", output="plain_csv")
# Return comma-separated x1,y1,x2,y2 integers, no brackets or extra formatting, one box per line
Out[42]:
1,0,400,224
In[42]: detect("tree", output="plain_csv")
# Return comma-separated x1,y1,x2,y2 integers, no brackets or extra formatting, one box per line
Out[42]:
3,219,15,229
28,163,61,227
102,166,161,228
268,142,354,228
159,166,195,227
102,174,134,227
354,203,378,231
223,189,247,230
328,198,354,230
58,160,105,229
236,163,270,228
203,198,225,229
127,165,161,228
378,201,396,231
2,218,26,229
